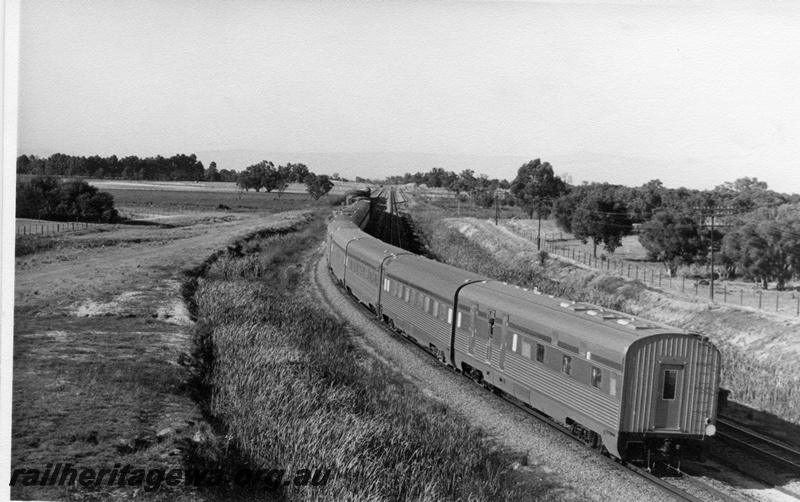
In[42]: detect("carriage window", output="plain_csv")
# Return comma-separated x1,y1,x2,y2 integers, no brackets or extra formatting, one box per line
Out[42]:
417,293,423,309
521,341,531,358
424,296,430,312
610,376,617,396
457,312,462,328
663,370,677,400
562,355,572,375
384,279,390,292
404,288,410,302
536,344,545,363
512,333,518,352
591,367,602,388
447,308,453,324
433,301,439,318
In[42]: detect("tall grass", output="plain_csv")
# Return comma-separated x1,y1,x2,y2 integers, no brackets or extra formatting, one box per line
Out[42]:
187,218,559,501
717,342,800,422
416,217,627,311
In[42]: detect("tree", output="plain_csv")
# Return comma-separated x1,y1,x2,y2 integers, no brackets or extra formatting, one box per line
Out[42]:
205,161,221,182
260,162,282,192
638,209,705,276
570,184,634,257
288,163,310,183
721,215,800,289
305,173,334,200
16,176,118,223
510,159,567,219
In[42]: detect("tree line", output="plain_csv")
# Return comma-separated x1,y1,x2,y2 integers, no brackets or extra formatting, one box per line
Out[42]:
235,161,333,200
389,161,800,290
16,153,236,182
17,153,336,200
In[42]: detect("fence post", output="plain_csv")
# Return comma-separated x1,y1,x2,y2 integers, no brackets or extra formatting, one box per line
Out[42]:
758,290,762,309
740,290,743,305
636,266,638,280
695,282,698,295
776,293,779,312
682,276,685,292
659,271,662,287
723,284,727,302
628,264,631,277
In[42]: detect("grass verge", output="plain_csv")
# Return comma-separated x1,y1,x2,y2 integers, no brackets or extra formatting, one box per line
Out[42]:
414,215,627,311
185,215,557,501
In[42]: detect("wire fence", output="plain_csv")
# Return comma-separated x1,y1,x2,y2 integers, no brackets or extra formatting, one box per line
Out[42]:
16,221,102,236
509,227,800,317
15,204,218,236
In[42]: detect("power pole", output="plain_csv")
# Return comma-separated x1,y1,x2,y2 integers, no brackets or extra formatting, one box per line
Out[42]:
693,206,736,301
494,190,499,225
536,197,550,251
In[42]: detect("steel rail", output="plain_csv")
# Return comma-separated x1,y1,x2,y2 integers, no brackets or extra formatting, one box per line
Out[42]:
715,418,800,472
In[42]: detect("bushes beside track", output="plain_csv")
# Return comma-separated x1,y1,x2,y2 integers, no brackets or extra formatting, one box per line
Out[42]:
185,216,554,501
416,218,627,312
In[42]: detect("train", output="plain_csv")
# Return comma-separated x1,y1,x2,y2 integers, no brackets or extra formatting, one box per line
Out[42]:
327,196,721,467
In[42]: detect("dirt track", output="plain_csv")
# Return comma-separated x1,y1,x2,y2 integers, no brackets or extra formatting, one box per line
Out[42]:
11,210,311,501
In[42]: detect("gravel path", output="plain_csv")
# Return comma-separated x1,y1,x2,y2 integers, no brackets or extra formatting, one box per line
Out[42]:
310,249,681,502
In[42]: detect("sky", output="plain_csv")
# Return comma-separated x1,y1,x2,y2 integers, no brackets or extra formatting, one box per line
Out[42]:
8,0,800,193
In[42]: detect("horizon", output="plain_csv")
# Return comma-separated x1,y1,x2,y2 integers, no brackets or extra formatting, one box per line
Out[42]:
13,148,799,196
8,0,800,194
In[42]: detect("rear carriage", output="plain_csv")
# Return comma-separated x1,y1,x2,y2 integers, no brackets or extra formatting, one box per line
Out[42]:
451,281,721,463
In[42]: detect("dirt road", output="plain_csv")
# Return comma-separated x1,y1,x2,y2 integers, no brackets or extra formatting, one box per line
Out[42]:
11,210,311,501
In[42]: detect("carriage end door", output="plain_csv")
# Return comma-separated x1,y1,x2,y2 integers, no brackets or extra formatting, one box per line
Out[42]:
654,364,684,430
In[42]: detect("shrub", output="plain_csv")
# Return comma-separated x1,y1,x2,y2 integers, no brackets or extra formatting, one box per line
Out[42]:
16,176,119,223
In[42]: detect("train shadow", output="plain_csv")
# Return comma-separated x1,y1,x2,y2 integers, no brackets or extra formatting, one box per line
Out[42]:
364,197,426,254
680,400,800,492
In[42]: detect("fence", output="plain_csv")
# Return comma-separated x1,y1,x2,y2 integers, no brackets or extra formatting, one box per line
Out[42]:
509,227,800,317
16,221,101,236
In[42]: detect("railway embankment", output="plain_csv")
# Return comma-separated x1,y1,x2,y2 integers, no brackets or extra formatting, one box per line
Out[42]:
417,215,800,444
183,213,551,501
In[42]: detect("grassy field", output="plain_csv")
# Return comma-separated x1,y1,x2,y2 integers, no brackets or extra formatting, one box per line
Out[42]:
186,216,557,501
11,187,325,500
106,188,345,215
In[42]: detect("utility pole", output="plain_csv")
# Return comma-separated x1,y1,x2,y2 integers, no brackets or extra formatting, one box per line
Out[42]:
694,206,736,301
494,190,499,225
536,197,550,250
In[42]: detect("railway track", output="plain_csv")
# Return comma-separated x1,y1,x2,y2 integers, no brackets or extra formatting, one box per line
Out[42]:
703,417,800,499
319,261,747,502
715,418,800,472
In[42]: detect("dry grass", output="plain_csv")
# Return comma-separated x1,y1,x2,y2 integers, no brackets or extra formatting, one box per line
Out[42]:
185,217,559,501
